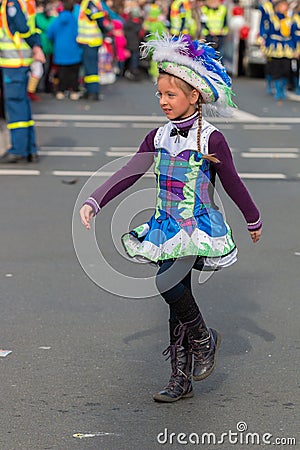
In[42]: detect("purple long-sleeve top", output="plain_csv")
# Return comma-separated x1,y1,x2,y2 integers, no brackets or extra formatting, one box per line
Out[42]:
85,119,262,231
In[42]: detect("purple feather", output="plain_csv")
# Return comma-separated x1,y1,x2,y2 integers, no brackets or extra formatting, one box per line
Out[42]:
178,35,204,58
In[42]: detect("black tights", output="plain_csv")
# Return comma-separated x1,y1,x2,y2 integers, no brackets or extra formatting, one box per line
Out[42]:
156,258,207,345
156,258,193,321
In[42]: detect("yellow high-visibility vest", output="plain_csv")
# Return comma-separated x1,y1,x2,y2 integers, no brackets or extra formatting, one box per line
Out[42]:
0,0,36,67
201,5,228,36
77,0,105,47
170,0,193,36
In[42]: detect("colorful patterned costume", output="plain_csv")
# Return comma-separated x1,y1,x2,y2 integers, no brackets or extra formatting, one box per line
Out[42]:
122,118,237,268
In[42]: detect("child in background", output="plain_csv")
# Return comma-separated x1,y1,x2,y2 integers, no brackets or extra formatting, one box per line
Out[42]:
35,0,58,94
27,60,44,101
111,19,130,76
80,35,262,403
47,0,82,99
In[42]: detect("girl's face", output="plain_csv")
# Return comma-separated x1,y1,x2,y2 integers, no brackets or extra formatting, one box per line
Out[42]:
157,76,199,120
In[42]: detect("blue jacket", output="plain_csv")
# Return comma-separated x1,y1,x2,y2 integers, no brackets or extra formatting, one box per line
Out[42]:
47,10,82,65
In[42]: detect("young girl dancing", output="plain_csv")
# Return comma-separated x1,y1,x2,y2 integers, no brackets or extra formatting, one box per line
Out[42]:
80,34,262,403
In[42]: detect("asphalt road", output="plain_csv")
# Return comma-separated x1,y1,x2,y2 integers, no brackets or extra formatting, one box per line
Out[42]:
0,76,299,450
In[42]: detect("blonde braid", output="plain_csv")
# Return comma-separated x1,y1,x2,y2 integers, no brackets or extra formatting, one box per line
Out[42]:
197,99,220,164
197,101,202,154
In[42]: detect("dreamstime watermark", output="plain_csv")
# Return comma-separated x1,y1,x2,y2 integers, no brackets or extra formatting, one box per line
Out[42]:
156,422,297,446
72,155,229,299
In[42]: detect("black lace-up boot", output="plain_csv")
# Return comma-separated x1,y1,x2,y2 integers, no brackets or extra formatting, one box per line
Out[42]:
153,344,193,403
188,325,221,381
168,287,221,382
153,320,193,403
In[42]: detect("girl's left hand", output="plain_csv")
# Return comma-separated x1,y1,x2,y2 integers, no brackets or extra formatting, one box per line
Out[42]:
249,228,262,243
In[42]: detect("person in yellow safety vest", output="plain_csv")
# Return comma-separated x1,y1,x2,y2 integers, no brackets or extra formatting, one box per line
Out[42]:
169,0,194,36
0,0,45,163
77,0,110,100
201,0,228,56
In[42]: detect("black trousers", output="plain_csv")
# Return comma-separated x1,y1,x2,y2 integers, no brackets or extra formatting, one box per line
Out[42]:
57,63,80,92
269,57,291,80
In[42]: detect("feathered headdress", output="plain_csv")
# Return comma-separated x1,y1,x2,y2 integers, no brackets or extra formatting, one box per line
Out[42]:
140,33,237,116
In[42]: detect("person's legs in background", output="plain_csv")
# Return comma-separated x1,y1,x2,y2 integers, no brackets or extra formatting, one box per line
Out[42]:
0,67,38,163
68,63,81,100
82,45,100,100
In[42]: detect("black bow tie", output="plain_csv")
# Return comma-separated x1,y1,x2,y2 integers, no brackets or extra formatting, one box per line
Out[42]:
170,127,189,142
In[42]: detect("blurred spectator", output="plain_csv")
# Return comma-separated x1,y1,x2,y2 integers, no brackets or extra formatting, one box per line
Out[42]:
169,0,194,36
47,0,82,100
190,0,205,39
123,7,144,80
27,60,43,101
102,0,124,22
258,0,275,95
260,0,295,101
291,1,300,94
77,0,110,100
0,0,45,164
111,19,130,75
0,70,5,119
36,0,58,93
201,0,228,55
143,3,167,80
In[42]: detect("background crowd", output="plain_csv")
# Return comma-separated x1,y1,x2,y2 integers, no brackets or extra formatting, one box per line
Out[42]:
2,0,300,102
29,0,300,101
1,0,300,163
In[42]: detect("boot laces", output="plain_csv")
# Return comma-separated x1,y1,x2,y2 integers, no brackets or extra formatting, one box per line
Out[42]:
190,334,212,362
162,345,188,379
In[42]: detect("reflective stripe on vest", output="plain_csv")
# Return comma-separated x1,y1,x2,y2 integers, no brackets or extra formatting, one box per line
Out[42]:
201,5,228,36
0,0,35,67
77,0,103,46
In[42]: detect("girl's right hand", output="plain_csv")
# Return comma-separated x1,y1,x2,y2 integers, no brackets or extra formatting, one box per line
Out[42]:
80,205,95,230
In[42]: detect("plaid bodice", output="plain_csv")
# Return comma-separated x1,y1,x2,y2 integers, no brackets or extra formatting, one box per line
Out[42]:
153,119,217,223
154,148,211,222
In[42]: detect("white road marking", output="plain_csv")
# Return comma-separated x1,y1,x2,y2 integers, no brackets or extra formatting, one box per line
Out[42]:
231,110,259,122
239,173,287,179
52,170,155,177
33,112,300,123
248,147,299,152
106,151,135,157
132,122,236,130
41,146,100,152
74,122,126,128
241,152,298,158
0,169,40,175
132,123,163,128
34,114,167,122
35,121,68,127
0,168,291,180
52,170,288,180
39,151,94,156
243,124,291,130
216,124,236,129
109,147,136,152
